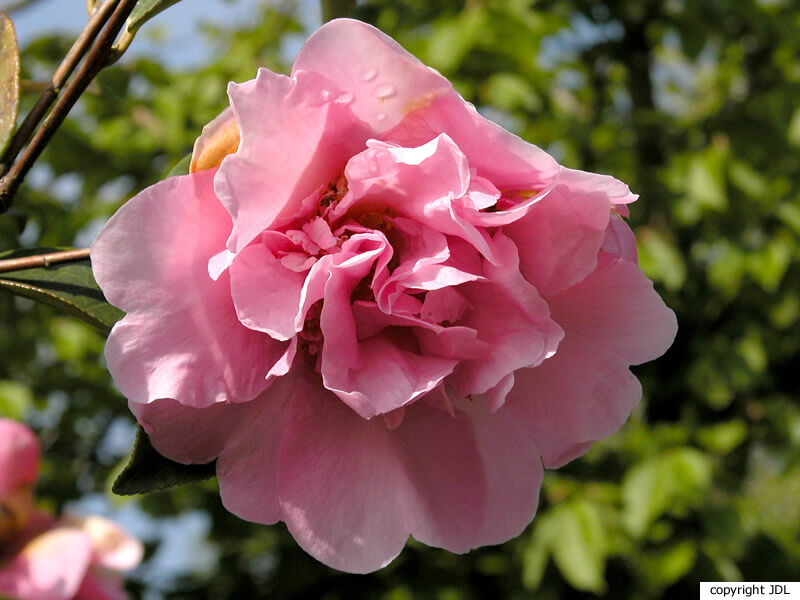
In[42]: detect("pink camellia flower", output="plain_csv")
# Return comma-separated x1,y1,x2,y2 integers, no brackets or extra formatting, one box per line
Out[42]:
0,419,143,600
91,19,677,573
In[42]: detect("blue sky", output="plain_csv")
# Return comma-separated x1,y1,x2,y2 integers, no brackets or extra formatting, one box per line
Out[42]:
4,0,320,67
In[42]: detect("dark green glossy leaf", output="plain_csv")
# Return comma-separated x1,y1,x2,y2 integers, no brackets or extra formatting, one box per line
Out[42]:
0,248,123,335
0,12,20,155
113,425,216,495
125,0,181,36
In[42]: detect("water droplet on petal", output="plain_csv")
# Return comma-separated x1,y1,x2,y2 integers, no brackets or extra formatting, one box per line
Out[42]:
374,112,387,122
361,68,378,82
375,84,396,100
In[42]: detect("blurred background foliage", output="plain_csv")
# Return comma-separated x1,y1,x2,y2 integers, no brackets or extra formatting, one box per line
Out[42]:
1,0,799,597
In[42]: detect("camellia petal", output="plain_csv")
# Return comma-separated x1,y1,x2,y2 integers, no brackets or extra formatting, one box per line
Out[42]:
229,236,307,340
63,515,144,572
601,212,639,263
296,19,560,190
92,170,287,408
131,396,258,465
0,528,92,600
216,68,371,252
0,421,141,599
91,17,677,574
293,18,453,135
275,374,486,573
0,419,39,500
513,252,678,460
452,232,563,398
72,571,131,600
505,167,632,296
454,397,545,545
387,90,560,191
190,106,239,173
341,135,500,261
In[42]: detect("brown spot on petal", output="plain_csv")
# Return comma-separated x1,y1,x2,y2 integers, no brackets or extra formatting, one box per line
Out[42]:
402,91,437,116
190,118,241,173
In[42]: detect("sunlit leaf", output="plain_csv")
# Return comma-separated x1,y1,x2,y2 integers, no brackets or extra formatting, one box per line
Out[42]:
50,317,104,362
424,7,487,72
697,420,748,454
703,239,746,299
125,0,182,37
730,160,768,201
623,448,712,538
639,540,697,587
112,425,216,495
0,12,20,155
777,202,800,235
637,227,687,291
746,231,794,293
687,147,727,211
788,106,800,148
549,499,607,593
0,248,123,335
0,380,33,419
484,72,541,113
521,529,549,590
736,327,767,373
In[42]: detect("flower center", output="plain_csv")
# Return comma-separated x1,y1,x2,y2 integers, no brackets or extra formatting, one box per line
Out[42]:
316,174,348,218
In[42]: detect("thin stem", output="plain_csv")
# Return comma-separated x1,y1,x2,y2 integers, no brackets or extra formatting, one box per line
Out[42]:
0,0,138,214
321,0,355,22
0,248,90,273
0,0,120,174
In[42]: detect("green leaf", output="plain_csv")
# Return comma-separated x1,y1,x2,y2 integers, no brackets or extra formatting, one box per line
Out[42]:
687,147,727,211
623,448,712,538
637,227,687,291
788,106,800,148
730,160,769,201
639,540,697,587
112,425,216,495
0,248,123,335
424,8,487,73
696,420,748,454
125,0,182,37
0,12,20,155
0,380,33,419
484,72,541,113
521,529,549,590
746,231,794,293
549,499,607,593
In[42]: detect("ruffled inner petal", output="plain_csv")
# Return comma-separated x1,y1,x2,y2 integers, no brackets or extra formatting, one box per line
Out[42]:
452,232,564,397
504,166,622,296
217,68,370,252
